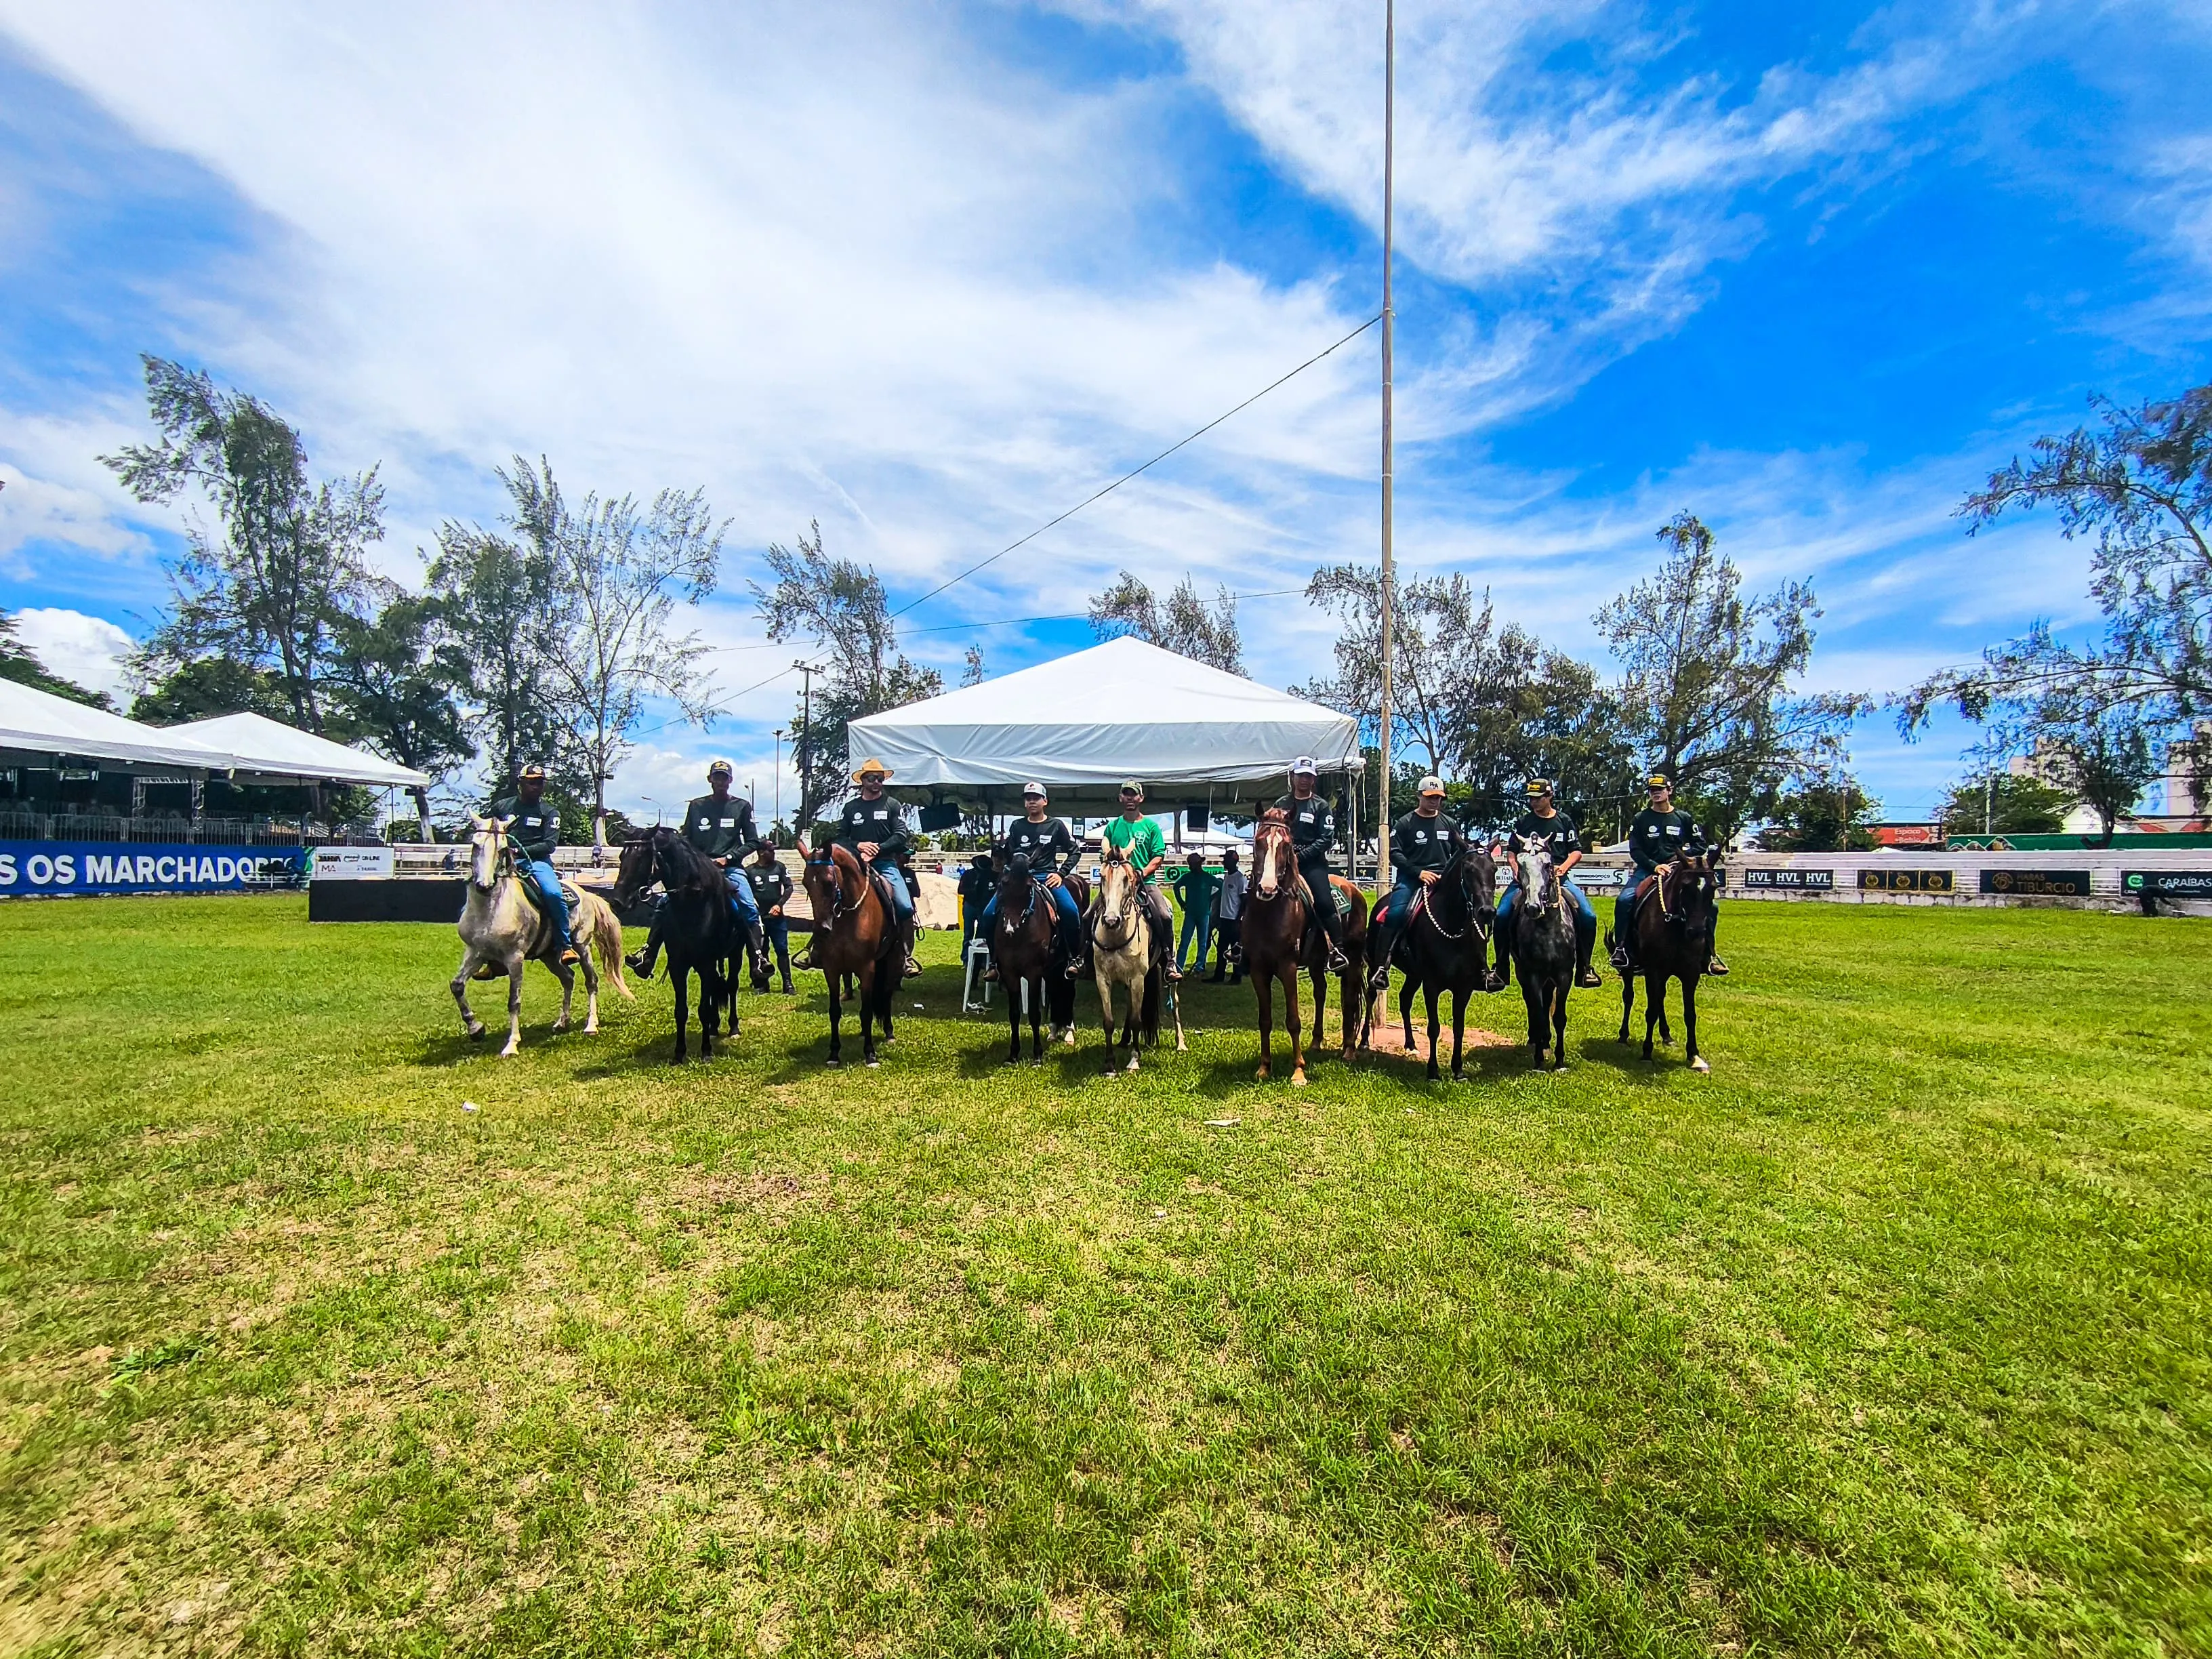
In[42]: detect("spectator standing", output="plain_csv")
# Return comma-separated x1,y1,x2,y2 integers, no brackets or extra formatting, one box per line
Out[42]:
1208,848,1246,983
1169,851,1221,977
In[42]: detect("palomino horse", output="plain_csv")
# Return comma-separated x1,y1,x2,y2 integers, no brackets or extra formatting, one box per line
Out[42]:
990,850,1087,1064
1088,843,1178,1074
1615,851,1721,1073
1369,842,1500,1082
451,815,629,1057
1242,808,1312,1084
1503,835,1578,1071
611,828,739,1064
799,833,901,1067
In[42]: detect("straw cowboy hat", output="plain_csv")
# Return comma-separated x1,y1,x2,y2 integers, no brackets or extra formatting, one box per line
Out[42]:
850,756,895,781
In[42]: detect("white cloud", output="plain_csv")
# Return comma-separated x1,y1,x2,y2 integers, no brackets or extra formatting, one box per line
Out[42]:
11,605,135,695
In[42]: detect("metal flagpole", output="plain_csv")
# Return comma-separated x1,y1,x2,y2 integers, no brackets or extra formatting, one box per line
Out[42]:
1377,0,1396,892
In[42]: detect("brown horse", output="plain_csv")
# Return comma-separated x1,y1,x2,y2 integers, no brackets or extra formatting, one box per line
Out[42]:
1304,875,1371,1063
798,833,900,1067
1616,851,1721,1072
1242,808,1311,1084
990,851,1089,1064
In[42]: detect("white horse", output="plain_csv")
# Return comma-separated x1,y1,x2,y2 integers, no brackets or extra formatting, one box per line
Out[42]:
1088,846,1183,1075
451,815,630,1057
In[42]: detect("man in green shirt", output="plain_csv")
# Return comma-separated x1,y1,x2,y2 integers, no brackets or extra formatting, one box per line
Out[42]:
1099,780,1178,979
1168,850,1221,977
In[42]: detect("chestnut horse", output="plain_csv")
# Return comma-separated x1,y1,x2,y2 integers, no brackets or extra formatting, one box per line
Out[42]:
1242,808,1313,1084
1616,851,1721,1073
799,833,901,1067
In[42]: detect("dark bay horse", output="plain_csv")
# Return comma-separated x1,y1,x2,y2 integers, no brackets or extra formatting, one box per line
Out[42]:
611,828,736,1063
1504,836,1579,1071
1242,808,1311,1085
800,833,900,1067
1369,842,1499,1082
990,850,1087,1064
1618,851,1721,1072
1303,876,1370,1065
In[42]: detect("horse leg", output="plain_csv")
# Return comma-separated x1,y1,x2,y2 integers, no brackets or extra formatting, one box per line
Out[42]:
579,927,600,1034
1523,977,1547,1069
859,962,880,1068
1551,979,1570,1072
1169,967,1185,1052
1028,975,1044,1066
825,972,844,1067
1424,982,1442,1082
550,956,576,1034
1286,966,1307,1087
1122,972,1142,1072
1618,960,1635,1044
701,962,720,1060
1641,971,1661,1061
1094,968,1118,1076
501,960,524,1058
1685,973,1708,1073
1400,975,1416,1055
672,963,691,1063
452,951,487,1041
1450,985,1469,1082
1254,969,1273,1082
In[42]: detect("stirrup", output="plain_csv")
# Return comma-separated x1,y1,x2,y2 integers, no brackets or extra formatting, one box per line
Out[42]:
1576,966,1605,989
1706,956,1729,977
1608,945,1631,970
624,949,654,979
558,946,580,965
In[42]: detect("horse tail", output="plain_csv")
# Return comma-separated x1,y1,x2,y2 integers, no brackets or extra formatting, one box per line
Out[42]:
581,891,636,998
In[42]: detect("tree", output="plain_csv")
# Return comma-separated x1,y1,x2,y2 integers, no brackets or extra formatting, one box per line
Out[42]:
0,611,112,709
1088,572,1244,674
1595,512,1868,836
2026,697,2160,845
128,657,292,724
961,644,987,687
1757,773,1880,851
102,356,382,734
324,593,472,830
424,520,567,798
499,457,725,832
752,522,943,824
1934,769,2072,837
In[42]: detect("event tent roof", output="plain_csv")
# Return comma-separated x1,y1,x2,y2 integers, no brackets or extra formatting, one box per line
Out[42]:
165,712,432,788
846,637,1362,810
0,677,258,773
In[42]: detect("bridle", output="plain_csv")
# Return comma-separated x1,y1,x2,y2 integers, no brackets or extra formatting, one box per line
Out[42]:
467,822,512,893
1516,842,1561,918
1250,821,1296,904
804,849,865,932
996,858,1040,935
1094,850,1139,942
1412,848,1492,944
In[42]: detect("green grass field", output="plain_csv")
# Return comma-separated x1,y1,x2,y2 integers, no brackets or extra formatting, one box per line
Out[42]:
1,897,2206,1657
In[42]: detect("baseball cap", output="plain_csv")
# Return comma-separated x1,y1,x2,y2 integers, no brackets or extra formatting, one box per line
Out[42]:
1645,773,1672,790
1290,755,1318,775
1022,781,1046,797
519,762,548,780
1119,779,1145,798
1525,777,1553,797
708,757,735,777
1416,775,1444,795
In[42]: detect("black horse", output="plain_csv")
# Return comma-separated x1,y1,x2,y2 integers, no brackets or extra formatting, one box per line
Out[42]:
1502,835,1578,1071
1367,842,1500,1082
1616,851,1721,1072
611,828,739,1063
989,850,1084,1065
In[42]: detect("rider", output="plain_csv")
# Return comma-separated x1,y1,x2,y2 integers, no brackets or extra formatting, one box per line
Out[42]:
745,840,796,994
979,781,1086,981
832,757,920,977
1611,773,1729,977
1364,775,1465,994
487,762,579,965
1495,777,1605,989
1275,758,1351,972
1100,779,1177,979
626,758,764,980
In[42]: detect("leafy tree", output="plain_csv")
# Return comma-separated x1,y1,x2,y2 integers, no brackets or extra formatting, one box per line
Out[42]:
424,520,567,798
1757,773,1881,851
324,593,472,831
2024,697,2160,845
0,611,112,709
1595,512,1868,836
1934,769,2072,837
128,657,291,724
752,522,942,825
1088,573,1244,674
102,356,381,733
961,644,987,687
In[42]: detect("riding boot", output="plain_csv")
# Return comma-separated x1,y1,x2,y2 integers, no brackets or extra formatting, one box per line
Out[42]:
1575,939,1605,989
626,913,661,979
1319,907,1349,973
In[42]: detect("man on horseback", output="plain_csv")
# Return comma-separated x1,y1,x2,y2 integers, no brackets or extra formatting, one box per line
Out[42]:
627,758,766,981
981,781,1086,983
487,762,579,965
831,758,920,978
1101,780,1178,979
1276,758,1351,972
1610,773,1728,978
1496,778,1605,989
1365,775,1467,994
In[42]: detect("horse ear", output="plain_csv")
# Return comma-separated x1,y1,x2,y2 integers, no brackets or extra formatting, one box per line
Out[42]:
495,816,514,833
470,812,488,831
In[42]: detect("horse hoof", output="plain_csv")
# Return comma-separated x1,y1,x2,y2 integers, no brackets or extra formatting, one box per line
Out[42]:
866,1058,880,1069
1290,1073,1307,1088
466,1027,486,1042
1691,1057,1711,1073
1254,1067,1269,1081
825,1058,842,1069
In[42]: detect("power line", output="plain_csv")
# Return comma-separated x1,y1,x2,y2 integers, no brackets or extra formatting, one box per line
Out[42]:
890,313,1382,620
903,586,1306,637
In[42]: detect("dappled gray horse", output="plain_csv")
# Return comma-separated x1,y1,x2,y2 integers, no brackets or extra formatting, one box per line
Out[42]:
451,815,629,1057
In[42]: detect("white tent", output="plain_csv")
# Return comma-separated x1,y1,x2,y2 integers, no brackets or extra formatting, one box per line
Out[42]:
164,712,431,788
0,677,257,773
846,637,1362,811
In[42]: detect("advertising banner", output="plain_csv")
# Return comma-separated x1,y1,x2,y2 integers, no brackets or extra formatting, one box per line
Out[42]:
2123,869,2212,899
1857,868,1954,893
308,845,395,881
0,842,306,896
1740,867,1835,890
1979,869,2092,897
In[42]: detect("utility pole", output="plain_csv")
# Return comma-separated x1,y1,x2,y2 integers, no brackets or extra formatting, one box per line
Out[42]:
772,728,784,833
794,661,819,832
1377,0,1397,890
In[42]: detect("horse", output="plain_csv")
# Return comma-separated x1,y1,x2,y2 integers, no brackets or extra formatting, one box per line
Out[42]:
1088,842,1177,1074
1504,834,1579,1071
449,815,630,1057
799,832,901,1067
1615,851,1721,1073
1368,842,1500,1082
610,828,739,1064
1300,876,1370,1065
990,849,1088,1063
1242,808,1313,1085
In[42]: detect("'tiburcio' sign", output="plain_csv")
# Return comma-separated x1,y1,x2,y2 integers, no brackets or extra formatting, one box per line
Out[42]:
0,842,306,895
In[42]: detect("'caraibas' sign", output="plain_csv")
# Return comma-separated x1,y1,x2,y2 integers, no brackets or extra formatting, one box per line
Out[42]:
0,842,306,895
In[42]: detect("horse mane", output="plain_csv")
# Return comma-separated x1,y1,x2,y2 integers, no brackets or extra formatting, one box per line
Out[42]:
1256,806,1289,827
650,826,724,895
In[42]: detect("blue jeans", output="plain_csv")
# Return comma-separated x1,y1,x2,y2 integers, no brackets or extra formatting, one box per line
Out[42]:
762,915,790,979
1498,876,1596,958
1177,906,1214,972
1368,874,1424,971
523,859,571,949
868,857,914,922
724,865,762,930
981,878,1081,956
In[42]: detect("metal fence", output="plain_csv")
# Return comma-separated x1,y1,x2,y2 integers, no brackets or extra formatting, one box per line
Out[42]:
0,811,382,846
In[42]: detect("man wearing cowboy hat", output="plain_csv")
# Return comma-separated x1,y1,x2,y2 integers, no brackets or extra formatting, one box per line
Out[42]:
1275,756,1350,972
626,758,766,981
979,781,1086,981
1101,779,1178,977
486,762,580,965
831,757,918,976
1612,773,1727,977
1365,775,1468,994
1494,777,1604,989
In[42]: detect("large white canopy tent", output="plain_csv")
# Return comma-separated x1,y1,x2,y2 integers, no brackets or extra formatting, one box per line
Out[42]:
163,712,431,790
846,637,1363,816
0,678,258,773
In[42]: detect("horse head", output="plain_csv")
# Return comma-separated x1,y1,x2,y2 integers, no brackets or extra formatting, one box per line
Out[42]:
1445,841,1498,939
608,828,664,907
466,815,513,891
1665,851,1721,933
802,835,864,938
1251,808,1294,901
1511,834,1557,913
1094,844,1138,940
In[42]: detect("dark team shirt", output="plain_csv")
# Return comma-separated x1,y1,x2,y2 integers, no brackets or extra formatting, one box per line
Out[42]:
956,863,996,909
1511,809,1582,869
835,794,910,861
488,795,559,863
1629,808,1706,872
1274,792,1336,863
1390,809,1465,876
682,792,758,861
744,858,792,914
1002,815,1079,877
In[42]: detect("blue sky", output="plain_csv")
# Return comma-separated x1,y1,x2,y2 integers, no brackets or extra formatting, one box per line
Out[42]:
1,1,2208,821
